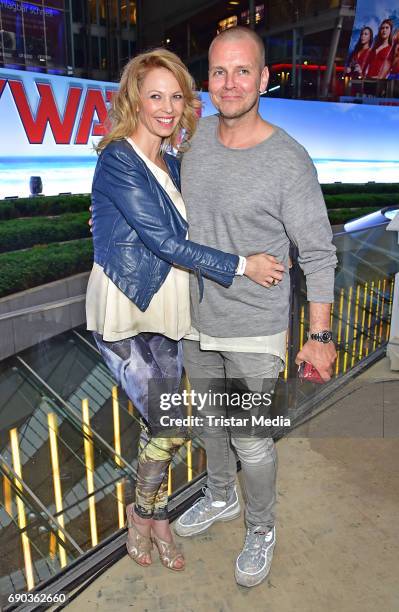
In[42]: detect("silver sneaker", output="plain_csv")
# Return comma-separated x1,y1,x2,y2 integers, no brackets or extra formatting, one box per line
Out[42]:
235,525,276,587
174,486,241,537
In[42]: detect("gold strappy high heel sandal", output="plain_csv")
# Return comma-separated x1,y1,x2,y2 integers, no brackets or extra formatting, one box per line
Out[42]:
126,504,153,566
151,532,185,571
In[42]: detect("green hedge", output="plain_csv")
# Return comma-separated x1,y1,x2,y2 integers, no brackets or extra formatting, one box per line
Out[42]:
0,239,93,298
0,212,90,253
325,193,398,210
321,183,399,195
0,206,388,298
0,186,398,222
0,194,90,220
328,206,381,225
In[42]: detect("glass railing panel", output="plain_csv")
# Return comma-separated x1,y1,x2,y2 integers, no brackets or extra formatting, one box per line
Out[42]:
17,332,141,465
327,224,396,376
0,427,81,603
0,474,77,602
0,360,133,597
0,330,205,599
17,329,203,491
282,223,398,415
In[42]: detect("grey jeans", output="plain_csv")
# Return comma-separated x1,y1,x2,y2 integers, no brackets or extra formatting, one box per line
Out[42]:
183,339,282,531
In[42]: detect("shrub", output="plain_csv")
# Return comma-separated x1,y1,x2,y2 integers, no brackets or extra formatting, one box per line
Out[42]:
0,185,397,222
0,194,91,220
324,193,398,210
0,239,93,298
328,206,381,225
0,212,90,253
321,183,399,195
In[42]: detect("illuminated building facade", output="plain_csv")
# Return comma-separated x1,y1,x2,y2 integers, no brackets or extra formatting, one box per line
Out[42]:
0,0,68,74
138,0,399,101
70,0,137,80
0,0,137,80
3,1,397,99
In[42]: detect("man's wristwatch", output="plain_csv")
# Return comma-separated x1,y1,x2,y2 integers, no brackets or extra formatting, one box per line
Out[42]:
307,330,333,344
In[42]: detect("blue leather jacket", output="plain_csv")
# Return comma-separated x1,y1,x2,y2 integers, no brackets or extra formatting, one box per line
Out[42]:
91,139,239,311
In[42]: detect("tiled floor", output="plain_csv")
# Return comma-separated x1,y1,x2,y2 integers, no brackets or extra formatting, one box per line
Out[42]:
67,359,399,612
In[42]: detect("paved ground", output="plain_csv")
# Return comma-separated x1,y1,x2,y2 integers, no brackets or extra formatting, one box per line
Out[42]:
67,358,399,612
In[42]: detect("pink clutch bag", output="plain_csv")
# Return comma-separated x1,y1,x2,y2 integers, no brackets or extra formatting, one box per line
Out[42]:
298,361,324,384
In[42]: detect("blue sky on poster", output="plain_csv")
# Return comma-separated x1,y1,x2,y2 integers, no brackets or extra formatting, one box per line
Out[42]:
202,94,399,162
348,0,399,54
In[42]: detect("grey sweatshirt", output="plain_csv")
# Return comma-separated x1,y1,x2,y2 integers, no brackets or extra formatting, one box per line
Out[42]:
181,115,337,337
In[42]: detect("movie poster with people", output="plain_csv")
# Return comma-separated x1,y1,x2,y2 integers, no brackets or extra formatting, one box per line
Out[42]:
345,0,399,79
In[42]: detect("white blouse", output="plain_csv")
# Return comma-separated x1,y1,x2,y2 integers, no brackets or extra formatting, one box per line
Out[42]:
85,138,191,341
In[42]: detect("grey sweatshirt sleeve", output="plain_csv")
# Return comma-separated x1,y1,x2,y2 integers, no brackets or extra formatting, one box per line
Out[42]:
281,151,337,303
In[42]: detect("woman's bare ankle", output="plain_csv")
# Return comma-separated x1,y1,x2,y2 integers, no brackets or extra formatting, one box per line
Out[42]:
130,507,152,535
152,518,173,542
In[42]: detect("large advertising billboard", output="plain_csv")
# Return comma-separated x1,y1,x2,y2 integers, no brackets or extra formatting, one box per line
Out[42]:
0,67,398,198
0,68,117,198
345,0,399,79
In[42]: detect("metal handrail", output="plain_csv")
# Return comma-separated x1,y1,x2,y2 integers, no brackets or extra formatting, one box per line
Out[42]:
0,294,85,322
16,357,136,477
0,457,84,555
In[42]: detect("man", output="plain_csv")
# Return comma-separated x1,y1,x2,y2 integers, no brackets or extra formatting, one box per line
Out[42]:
174,26,337,588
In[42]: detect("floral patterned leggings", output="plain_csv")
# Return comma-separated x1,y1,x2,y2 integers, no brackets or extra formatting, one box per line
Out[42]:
93,332,187,520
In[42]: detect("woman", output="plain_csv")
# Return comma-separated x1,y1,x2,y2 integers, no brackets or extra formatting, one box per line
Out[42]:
345,26,373,78
86,49,284,571
365,19,393,78
379,29,399,78
388,30,399,77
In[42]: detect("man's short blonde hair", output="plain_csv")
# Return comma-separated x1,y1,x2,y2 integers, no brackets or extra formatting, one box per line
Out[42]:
209,26,266,68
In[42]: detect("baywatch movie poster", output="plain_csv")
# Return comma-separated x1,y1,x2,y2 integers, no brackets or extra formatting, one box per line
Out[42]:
346,0,399,80
0,67,399,198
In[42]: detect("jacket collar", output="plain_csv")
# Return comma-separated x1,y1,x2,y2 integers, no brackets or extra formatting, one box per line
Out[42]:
123,137,181,191
164,153,181,191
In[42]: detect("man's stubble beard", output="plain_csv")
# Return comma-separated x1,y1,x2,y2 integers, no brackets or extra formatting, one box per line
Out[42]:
215,94,260,120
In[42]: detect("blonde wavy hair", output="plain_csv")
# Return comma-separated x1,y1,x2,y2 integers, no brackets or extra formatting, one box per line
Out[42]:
97,48,201,153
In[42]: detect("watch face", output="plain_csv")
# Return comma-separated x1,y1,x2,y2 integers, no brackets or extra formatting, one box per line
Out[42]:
310,330,333,343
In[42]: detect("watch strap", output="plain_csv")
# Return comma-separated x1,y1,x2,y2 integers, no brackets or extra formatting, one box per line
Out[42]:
308,330,333,343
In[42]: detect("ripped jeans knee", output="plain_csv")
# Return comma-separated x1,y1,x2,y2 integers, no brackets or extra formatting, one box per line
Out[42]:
231,437,276,466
